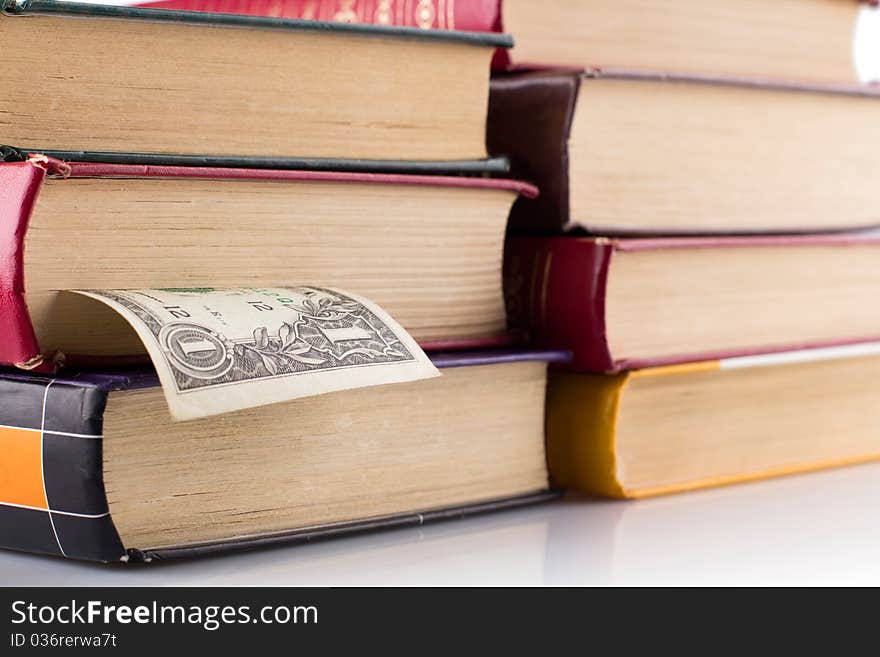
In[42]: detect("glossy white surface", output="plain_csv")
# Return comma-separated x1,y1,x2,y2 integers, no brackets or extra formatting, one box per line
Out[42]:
4,461,880,586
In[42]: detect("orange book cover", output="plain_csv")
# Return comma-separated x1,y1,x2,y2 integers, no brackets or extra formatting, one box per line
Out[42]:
546,344,880,498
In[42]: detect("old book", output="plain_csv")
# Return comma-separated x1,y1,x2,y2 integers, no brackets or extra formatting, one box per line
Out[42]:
0,349,566,562
505,235,880,373
138,0,875,83
0,154,536,371
0,0,508,167
488,70,880,235
546,344,880,498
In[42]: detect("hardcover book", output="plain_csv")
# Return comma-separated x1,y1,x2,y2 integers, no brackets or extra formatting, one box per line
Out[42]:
488,69,880,235
138,0,876,83
505,235,880,373
546,344,880,498
0,153,536,371
0,349,567,562
0,0,509,167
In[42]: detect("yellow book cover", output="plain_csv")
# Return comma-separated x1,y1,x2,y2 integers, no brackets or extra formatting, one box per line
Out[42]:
546,344,880,498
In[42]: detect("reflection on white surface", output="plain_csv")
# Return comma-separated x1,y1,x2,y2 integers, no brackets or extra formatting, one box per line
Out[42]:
4,461,880,585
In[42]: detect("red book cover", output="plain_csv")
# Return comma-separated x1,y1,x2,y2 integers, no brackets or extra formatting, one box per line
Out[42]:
504,235,880,373
505,236,615,373
0,155,537,371
135,0,500,31
0,160,45,370
136,0,511,66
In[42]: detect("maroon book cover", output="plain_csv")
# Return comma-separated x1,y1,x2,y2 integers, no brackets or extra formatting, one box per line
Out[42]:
489,68,880,235
505,235,880,373
0,155,537,371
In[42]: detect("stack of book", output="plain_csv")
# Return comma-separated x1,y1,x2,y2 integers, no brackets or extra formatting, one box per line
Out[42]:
490,1,880,499
0,0,563,562
151,0,880,502
3,0,879,563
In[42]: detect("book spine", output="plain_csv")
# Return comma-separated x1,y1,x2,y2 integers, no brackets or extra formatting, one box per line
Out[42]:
0,159,48,371
545,370,629,498
135,0,500,32
487,71,582,234
0,377,125,562
504,237,616,372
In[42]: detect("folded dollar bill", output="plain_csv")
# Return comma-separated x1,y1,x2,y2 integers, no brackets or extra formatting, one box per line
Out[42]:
68,287,440,421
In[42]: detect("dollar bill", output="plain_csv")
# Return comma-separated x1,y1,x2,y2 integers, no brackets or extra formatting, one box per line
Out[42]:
67,287,440,421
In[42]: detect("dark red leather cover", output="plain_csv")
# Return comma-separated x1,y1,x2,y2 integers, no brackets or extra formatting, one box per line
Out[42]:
488,69,581,234
0,160,47,370
506,235,880,373
0,159,536,370
504,236,614,372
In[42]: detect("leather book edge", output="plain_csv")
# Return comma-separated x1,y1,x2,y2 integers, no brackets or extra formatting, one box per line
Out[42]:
504,237,615,372
488,70,583,233
0,159,47,371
